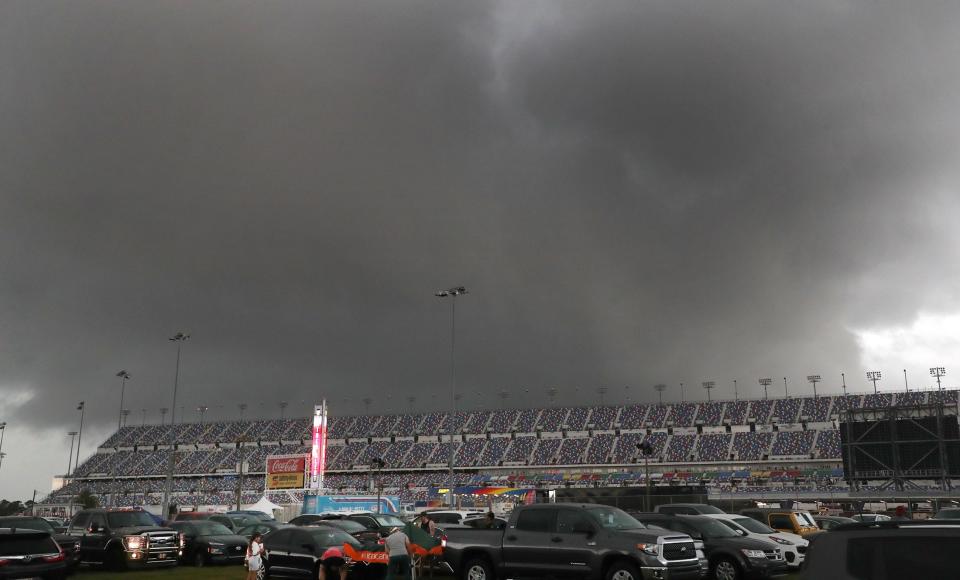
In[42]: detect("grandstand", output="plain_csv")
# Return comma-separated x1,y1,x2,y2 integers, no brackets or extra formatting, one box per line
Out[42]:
40,389,960,510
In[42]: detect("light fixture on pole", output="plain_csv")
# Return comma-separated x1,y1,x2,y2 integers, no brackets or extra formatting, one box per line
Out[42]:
701,381,715,402
162,332,190,521
783,377,789,398
436,285,467,508
733,379,738,402
197,406,209,423
759,378,772,400
903,369,909,392
931,367,946,391
116,371,131,432
807,375,821,399
66,431,77,477
841,372,847,396
866,371,882,394
74,402,85,476
0,423,6,475
653,384,667,405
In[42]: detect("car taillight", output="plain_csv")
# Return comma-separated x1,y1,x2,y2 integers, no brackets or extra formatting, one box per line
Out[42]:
44,552,66,563
0,558,9,566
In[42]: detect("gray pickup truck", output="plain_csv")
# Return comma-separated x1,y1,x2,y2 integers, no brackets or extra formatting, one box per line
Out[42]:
442,503,703,580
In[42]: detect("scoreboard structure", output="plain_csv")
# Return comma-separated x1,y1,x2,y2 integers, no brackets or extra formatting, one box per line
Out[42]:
265,400,328,492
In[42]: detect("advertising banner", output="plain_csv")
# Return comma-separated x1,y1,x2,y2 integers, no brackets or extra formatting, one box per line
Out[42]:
267,472,305,489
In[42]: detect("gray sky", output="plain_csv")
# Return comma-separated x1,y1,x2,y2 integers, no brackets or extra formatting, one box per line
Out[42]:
2,0,960,500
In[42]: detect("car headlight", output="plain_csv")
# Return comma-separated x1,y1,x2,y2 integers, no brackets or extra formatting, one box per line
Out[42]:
123,535,146,551
769,536,794,545
179,533,186,548
741,549,766,559
636,543,659,556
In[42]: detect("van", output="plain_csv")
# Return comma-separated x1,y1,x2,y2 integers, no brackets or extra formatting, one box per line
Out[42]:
740,507,820,537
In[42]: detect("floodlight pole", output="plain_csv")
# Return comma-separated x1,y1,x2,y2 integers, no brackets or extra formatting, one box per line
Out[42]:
162,332,190,521
680,383,685,402
931,367,946,392
783,377,789,398
74,402,85,476
866,371,881,394
903,369,909,392
0,424,6,475
702,381,715,402
436,286,467,508
841,373,847,396
807,375,821,399
759,378,772,400
66,431,78,477
733,380,738,402
654,384,667,405
116,371,131,432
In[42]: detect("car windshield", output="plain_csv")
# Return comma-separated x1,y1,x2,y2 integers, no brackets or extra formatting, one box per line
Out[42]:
0,518,54,533
586,507,645,530
191,522,234,536
373,515,405,527
309,528,359,547
731,517,775,534
107,511,156,528
688,518,739,539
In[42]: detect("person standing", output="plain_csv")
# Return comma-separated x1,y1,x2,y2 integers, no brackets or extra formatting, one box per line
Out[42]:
245,532,265,580
385,526,412,580
419,512,436,537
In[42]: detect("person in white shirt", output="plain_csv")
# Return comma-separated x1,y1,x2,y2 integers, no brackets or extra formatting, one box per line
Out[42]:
384,527,412,580
246,532,265,580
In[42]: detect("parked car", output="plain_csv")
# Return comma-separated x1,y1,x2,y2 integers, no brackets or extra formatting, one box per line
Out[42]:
812,515,857,530
739,507,820,537
850,513,891,523
342,513,408,538
171,512,258,534
633,513,786,580
932,508,960,519
804,520,960,579
654,504,726,516
287,514,327,526
420,509,487,525
305,519,381,544
66,508,180,569
236,521,292,540
703,513,809,569
646,523,709,577
0,516,81,569
168,521,248,567
263,526,386,579
225,510,275,522
42,518,68,532
0,528,70,579
443,503,703,580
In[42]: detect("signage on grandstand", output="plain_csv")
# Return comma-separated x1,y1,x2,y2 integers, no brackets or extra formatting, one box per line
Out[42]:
266,453,308,490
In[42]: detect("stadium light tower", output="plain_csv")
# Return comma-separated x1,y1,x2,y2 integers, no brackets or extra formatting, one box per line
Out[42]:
162,332,190,521
807,375,821,399
0,423,6,475
547,387,558,407
680,382,685,402
931,367,946,391
759,378,772,400
197,406,209,423
841,372,847,396
866,371,882,394
783,377,789,398
702,381,715,401
74,402,85,477
115,371,131,432
654,384,667,405
903,369,909,392
598,386,608,405
66,431,77,477
733,379,738,402
436,285,467,508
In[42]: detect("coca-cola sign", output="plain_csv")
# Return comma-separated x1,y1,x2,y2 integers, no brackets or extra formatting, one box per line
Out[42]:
267,456,306,474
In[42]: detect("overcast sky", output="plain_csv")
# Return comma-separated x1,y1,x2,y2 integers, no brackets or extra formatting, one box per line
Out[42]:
1,0,960,500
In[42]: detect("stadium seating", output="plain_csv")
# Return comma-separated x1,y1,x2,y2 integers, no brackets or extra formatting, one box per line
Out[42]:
664,434,697,462
584,434,615,464
697,433,732,462
588,407,617,430
771,430,815,456
668,404,698,427
504,437,537,463
696,402,724,426
536,408,568,431
513,409,541,432
723,401,749,425
733,432,773,461
617,405,648,429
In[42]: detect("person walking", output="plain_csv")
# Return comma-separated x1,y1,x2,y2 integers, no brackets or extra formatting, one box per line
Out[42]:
245,532,265,580
385,526,412,580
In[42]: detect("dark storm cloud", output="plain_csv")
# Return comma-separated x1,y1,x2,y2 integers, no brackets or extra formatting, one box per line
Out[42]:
1,0,960,496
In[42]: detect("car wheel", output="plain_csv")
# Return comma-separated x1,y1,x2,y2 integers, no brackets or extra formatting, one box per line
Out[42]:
463,557,495,580
193,550,207,567
712,557,741,580
605,559,642,580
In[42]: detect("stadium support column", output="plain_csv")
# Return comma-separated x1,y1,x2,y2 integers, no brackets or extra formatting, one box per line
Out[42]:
162,332,190,521
436,286,467,508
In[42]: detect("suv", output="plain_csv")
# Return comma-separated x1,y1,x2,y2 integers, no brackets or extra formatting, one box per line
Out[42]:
634,513,787,580
655,504,726,516
0,516,80,570
172,512,258,533
0,528,69,580
67,508,180,569
739,508,820,538
804,520,960,579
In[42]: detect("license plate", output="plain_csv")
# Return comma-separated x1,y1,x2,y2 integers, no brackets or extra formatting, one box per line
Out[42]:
158,553,167,560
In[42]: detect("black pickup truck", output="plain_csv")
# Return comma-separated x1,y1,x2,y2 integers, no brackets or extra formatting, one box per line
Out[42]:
67,508,181,569
442,503,702,580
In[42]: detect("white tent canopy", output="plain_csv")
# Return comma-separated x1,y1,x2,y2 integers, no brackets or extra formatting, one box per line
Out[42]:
245,496,283,516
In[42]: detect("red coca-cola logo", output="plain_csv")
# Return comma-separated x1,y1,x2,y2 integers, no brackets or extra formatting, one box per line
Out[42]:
267,457,306,473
